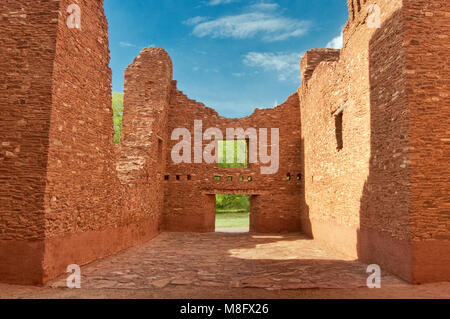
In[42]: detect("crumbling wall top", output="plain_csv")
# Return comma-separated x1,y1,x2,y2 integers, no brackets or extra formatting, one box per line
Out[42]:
300,49,340,84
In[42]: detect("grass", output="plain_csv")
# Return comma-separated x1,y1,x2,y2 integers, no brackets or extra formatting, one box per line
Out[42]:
215,194,250,229
215,212,250,229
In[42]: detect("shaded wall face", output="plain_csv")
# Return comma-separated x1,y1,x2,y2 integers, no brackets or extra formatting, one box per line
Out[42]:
298,0,413,280
0,0,60,285
163,88,304,233
299,0,450,283
403,0,450,283
362,3,412,280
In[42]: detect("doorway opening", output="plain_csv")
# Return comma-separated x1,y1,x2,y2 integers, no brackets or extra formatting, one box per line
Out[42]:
215,194,250,233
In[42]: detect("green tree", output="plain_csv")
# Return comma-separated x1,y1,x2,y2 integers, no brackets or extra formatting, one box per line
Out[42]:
112,92,124,144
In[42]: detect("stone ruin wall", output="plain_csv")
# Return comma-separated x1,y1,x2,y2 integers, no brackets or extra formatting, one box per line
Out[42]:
42,0,120,283
403,0,450,283
0,0,164,285
0,0,60,285
163,85,303,233
0,0,448,285
298,0,449,283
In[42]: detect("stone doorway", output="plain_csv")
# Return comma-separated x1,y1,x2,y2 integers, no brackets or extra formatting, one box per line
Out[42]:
215,194,250,233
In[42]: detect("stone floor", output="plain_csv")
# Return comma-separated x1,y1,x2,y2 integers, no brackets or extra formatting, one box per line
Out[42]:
2,231,450,299
48,232,406,290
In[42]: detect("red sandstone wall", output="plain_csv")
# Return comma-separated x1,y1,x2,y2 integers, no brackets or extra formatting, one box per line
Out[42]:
163,85,303,233
116,47,173,242
42,4,171,283
298,0,449,283
403,0,450,283
0,0,60,285
0,1,167,285
41,0,120,282
1,0,448,286
299,0,411,280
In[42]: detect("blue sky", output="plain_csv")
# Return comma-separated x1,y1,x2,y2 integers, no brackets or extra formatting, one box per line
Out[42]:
104,0,347,118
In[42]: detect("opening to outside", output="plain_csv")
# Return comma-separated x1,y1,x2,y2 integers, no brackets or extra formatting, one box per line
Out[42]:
112,92,124,144
218,140,247,168
215,194,250,233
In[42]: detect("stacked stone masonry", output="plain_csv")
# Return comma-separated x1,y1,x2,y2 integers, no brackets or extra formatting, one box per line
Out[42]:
0,0,448,285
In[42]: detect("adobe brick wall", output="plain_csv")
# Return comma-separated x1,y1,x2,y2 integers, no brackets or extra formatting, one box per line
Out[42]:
298,0,449,283
163,85,303,233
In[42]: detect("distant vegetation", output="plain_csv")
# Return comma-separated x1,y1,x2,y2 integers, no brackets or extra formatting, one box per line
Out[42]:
112,92,124,144
218,140,247,168
216,194,250,214
215,194,250,229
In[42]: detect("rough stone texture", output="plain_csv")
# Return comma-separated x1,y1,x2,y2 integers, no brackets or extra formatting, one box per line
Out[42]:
300,49,340,83
298,0,449,283
48,232,406,291
163,88,303,233
0,1,161,285
0,0,60,285
42,0,121,283
0,0,449,286
403,0,450,283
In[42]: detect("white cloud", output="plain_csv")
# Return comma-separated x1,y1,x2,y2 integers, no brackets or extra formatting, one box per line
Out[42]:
243,51,303,82
185,3,309,42
184,16,209,26
326,32,343,49
232,72,245,77
207,0,239,6
119,41,136,47
247,2,279,11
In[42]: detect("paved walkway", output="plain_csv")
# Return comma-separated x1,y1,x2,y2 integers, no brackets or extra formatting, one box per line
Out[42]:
48,232,406,290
